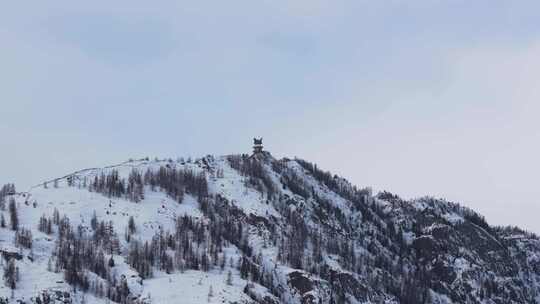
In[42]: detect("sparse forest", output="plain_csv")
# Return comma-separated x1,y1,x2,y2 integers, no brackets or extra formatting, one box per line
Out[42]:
0,155,538,304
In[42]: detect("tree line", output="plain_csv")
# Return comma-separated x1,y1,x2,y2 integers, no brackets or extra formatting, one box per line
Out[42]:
84,167,208,204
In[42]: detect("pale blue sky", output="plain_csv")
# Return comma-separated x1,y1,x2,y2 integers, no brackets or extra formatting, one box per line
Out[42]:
1,1,540,231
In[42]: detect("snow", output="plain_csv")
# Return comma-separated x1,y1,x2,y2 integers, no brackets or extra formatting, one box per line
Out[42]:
442,212,464,225
430,290,453,304
1,155,530,304
402,231,415,246
324,255,347,273
141,269,250,304
17,182,204,245
0,248,68,302
285,160,352,216
452,257,471,282
0,158,272,303
208,157,280,218
412,200,428,211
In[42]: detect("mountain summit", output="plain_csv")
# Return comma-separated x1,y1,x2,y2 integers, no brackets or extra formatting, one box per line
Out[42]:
1,154,539,304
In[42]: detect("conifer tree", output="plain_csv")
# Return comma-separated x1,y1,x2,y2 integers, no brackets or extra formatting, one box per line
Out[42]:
3,259,17,289
128,216,136,234
208,285,214,302
8,199,18,231
226,270,233,286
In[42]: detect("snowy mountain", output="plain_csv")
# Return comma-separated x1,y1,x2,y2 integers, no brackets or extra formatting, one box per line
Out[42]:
1,152,540,304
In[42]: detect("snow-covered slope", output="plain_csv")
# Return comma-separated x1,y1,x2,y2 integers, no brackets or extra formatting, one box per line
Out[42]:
1,154,539,304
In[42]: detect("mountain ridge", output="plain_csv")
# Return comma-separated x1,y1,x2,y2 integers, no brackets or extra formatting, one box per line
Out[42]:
0,153,539,304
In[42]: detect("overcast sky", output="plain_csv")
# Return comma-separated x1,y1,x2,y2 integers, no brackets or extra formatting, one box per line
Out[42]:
1,1,539,232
